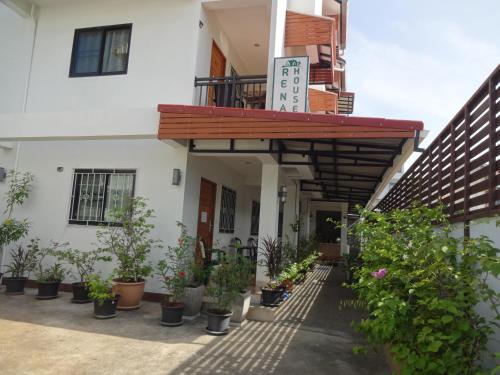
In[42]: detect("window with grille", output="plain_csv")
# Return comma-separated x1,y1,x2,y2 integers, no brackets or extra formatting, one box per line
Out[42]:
219,186,236,233
250,200,260,235
69,169,136,225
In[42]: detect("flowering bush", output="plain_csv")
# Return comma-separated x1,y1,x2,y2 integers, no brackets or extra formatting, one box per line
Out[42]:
156,222,192,304
351,204,500,374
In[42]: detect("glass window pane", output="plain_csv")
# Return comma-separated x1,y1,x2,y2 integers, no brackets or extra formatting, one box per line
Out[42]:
102,29,130,73
104,173,134,222
74,30,103,74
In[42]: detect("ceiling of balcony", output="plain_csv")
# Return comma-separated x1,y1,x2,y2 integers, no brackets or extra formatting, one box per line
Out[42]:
208,4,270,74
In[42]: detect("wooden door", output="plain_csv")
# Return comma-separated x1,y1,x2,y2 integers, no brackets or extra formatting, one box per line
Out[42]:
196,178,217,263
208,41,226,106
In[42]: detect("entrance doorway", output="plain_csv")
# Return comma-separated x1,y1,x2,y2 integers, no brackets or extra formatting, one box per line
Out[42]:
208,41,227,106
196,178,217,263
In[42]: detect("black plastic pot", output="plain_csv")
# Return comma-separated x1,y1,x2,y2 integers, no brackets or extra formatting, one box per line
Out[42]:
36,281,61,299
94,297,119,319
4,277,27,295
261,287,283,307
161,303,184,326
206,309,232,335
71,282,92,303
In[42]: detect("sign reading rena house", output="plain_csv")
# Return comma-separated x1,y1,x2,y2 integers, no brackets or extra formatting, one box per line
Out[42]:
272,56,309,112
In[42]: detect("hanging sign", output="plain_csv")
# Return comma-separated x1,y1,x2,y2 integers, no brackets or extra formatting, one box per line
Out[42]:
271,56,309,112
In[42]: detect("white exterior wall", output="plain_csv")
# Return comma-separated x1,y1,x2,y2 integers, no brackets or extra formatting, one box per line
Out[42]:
0,3,35,113
3,139,188,293
24,0,201,113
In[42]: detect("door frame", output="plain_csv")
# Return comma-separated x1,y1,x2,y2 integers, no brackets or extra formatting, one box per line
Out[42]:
195,177,217,263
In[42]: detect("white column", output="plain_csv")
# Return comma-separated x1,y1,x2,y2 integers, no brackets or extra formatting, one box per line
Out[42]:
341,203,348,254
282,181,299,246
265,0,287,110
256,163,280,287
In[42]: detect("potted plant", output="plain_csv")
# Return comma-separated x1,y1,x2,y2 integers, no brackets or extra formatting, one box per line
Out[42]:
56,248,111,303
3,241,38,295
206,255,241,335
157,222,190,326
231,255,253,323
183,260,207,318
1,171,34,289
87,274,120,319
97,197,159,310
34,240,67,299
258,236,284,307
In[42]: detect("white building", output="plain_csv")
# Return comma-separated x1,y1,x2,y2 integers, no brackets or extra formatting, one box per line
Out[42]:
0,0,423,294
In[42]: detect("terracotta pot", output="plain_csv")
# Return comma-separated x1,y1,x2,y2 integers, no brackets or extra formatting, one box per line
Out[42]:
112,279,145,310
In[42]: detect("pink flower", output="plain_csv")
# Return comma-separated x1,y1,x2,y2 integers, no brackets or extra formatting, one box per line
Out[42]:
371,268,388,279
178,271,185,278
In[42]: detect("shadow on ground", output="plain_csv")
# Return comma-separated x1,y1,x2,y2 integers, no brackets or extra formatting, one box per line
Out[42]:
0,266,389,375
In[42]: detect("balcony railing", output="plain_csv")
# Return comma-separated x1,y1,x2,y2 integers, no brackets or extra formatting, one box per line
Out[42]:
194,75,267,110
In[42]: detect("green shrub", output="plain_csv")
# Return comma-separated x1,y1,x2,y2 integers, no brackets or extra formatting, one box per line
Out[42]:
352,204,500,374
207,255,241,313
87,274,115,305
56,248,111,283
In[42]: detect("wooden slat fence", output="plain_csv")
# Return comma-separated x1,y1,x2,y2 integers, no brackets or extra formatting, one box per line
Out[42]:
378,65,500,222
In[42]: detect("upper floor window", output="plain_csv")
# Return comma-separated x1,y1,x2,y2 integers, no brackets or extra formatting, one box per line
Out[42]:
69,169,136,225
69,24,132,77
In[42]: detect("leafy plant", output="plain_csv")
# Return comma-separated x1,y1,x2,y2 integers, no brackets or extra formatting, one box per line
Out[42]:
156,222,191,304
0,171,34,250
56,248,111,283
33,240,67,282
296,234,319,262
187,261,208,287
207,255,241,313
258,236,282,282
5,239,40,278
234,255,252,292
87,274,115,305
97,197,160,283
351,204,500,375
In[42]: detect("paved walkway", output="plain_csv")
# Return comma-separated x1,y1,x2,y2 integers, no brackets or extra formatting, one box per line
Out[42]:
0,266,389,374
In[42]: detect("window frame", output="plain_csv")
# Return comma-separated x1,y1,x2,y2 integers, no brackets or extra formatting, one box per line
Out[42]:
250,200,260,236
219,186,237,234
69,23,133,78
68,168,136,226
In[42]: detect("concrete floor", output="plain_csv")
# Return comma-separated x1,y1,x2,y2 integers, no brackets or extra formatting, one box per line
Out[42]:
0,266,389,375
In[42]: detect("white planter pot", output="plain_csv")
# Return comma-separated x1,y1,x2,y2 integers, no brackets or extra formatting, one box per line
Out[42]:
231,290,252,323
182,285,205,317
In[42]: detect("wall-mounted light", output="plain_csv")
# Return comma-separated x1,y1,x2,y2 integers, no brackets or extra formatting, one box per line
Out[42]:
278,185,288,203
0,167,6,182
57,167,64,172
172,168,181,186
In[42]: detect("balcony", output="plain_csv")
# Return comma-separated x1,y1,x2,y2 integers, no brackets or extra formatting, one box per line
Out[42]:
194,75,267,110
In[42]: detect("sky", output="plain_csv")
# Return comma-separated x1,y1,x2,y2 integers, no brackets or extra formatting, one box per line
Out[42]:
345,0,500,166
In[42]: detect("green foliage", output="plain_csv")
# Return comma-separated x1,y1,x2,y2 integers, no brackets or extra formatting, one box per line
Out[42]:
87,274,115,305
5,239,39,278
188,261,208,287
258,236,282,282
97,197,160,282
156,222,191,303
234,255,252,292
351,204,500,375
296,234,319,262
3,170,34,217
207,255,242,313
0,171,34,249
56,248,111,282
32,240,68,282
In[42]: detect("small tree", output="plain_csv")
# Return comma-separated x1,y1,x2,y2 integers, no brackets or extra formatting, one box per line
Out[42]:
156,222,191,304
351,204,500,374
0,171,34,251
33,240,67,282
207,255,241,314
97,197,160,282
56,248,111,283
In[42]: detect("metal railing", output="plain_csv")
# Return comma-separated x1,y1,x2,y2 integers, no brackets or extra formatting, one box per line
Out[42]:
194,75,267,110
